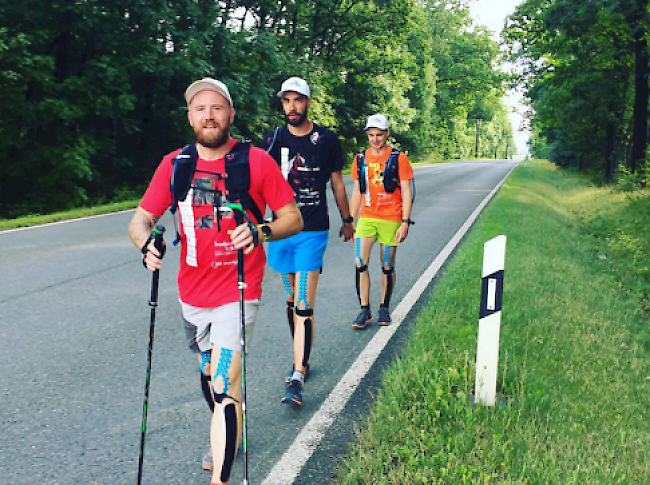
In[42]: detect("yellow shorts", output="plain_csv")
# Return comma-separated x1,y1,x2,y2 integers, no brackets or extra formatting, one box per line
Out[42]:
355,218,401,246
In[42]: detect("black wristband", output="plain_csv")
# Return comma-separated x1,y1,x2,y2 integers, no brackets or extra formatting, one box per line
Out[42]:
402,218,415,226
342,215,354,224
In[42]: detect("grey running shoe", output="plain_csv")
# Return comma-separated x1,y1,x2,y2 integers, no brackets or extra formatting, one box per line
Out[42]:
378,306,391,326
352,307,372,329
281,379,303,407
202,448,213,471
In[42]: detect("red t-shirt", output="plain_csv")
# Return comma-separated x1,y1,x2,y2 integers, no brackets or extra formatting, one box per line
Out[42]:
140,139,295,308
351,147,413,222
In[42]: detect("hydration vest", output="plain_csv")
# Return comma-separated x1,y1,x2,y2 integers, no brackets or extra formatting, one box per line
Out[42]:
169,141,264,243
265,125,324,180
356,148,416,201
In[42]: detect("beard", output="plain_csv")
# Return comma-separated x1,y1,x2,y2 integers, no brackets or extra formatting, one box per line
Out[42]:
194,123,230,149
285,107,309,127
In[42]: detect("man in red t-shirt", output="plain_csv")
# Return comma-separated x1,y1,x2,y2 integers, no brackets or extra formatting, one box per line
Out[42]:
129,78,302,485
349,114,414,329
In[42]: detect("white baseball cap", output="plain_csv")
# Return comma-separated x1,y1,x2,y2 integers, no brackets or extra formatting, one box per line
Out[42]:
185,78,233,107
365,114,389,131
277,77,311,98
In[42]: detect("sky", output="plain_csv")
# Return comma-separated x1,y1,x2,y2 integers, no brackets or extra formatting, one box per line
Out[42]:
468,0,530,156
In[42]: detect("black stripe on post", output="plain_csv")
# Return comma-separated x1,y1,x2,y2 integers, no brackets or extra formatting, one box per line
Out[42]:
479,269,504,319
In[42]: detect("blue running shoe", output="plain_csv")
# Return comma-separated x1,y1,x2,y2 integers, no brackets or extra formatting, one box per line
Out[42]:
352,307,372,329
281,379,303,407
378,306,391,326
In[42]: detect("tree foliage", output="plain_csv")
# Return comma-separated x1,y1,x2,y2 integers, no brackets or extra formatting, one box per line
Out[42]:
504,0,649,183
0,0,512,217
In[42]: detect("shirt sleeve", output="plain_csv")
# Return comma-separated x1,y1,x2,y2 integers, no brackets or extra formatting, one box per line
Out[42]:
328,131,344,173
139,152,177,216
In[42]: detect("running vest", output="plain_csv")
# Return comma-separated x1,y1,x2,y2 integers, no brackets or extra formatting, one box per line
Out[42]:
169,141,264,243
356,148,416,201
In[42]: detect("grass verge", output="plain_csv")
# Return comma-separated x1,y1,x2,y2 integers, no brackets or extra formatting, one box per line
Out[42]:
334,160,650,484
0,200,140,231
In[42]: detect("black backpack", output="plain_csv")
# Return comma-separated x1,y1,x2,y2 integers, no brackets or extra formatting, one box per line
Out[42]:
169,141,264,243
356,149,416,201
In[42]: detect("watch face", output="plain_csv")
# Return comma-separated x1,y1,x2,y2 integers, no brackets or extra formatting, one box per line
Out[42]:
262,225,272,237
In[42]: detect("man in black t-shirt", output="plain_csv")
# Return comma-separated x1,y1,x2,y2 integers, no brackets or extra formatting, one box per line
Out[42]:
261,77,354,406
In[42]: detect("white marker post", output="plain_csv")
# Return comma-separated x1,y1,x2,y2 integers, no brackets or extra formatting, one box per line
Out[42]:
475,235,507,406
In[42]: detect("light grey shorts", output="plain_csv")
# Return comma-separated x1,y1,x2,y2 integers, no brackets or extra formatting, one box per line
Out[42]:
182,299,259,353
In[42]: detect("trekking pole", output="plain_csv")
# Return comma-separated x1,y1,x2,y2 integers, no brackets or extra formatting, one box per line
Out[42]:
137,225,166,485
227,203,250,485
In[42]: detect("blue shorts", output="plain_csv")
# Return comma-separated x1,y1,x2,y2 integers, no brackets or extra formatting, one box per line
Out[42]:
267,230,329,274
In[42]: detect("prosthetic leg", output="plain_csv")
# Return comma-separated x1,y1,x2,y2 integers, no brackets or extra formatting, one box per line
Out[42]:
379,244,396,325
210,347,243,485
282,271,318,406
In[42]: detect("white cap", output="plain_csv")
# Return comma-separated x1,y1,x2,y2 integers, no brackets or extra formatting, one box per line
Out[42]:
365,114,389,131
185,78,233,107
277,77,311,98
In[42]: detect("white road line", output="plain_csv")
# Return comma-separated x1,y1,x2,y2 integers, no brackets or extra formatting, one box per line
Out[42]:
0,209,136,234
261,165,516,484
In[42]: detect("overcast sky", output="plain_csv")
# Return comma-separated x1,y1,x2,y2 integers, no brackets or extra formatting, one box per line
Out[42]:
468,0,522,40
468,0,529,156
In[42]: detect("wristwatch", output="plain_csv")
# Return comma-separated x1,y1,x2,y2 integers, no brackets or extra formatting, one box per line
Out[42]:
402,218,415,226
259,224,272,242
342,215,354,224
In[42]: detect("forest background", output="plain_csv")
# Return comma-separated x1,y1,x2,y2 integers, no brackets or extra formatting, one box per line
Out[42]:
4,0,649,221
0,0,514,219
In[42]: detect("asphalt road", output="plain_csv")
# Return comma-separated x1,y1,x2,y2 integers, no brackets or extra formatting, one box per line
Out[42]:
0,159,518,485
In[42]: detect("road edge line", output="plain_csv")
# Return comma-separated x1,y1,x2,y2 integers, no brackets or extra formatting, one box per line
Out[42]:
261,165,517,485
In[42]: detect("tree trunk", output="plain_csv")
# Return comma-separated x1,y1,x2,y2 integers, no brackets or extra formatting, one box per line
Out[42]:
630,7,649,179
475,119,480,158
605,122,615,181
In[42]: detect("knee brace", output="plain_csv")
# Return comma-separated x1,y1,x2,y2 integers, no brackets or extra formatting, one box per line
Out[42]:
355,263,368,304
213,400,238,483
286,301,295,338
295,308,314,368
382,266,395,308
381,247,394,307
213,348,233,397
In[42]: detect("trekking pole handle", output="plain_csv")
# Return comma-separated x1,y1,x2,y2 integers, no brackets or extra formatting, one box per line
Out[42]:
149,225,166,306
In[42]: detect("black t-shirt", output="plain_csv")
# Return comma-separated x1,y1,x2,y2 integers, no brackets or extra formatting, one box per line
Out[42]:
260,123,343,231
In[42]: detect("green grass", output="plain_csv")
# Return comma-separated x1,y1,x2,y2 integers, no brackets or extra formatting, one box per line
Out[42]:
0,200,140,231
0,158,448,230
334,160,650,484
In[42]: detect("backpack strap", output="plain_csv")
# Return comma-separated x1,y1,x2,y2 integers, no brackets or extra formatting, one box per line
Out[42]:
225,141,265,224
356,152,367,194
265,126,282,157
382,149,401,193
170,144,199,213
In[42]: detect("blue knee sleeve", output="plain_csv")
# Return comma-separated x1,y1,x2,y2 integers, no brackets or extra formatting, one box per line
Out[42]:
382,246,393,271
281,273,294,300
200,350,211,375
355,238,363,264
213,348,233,396
295,272,309,311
